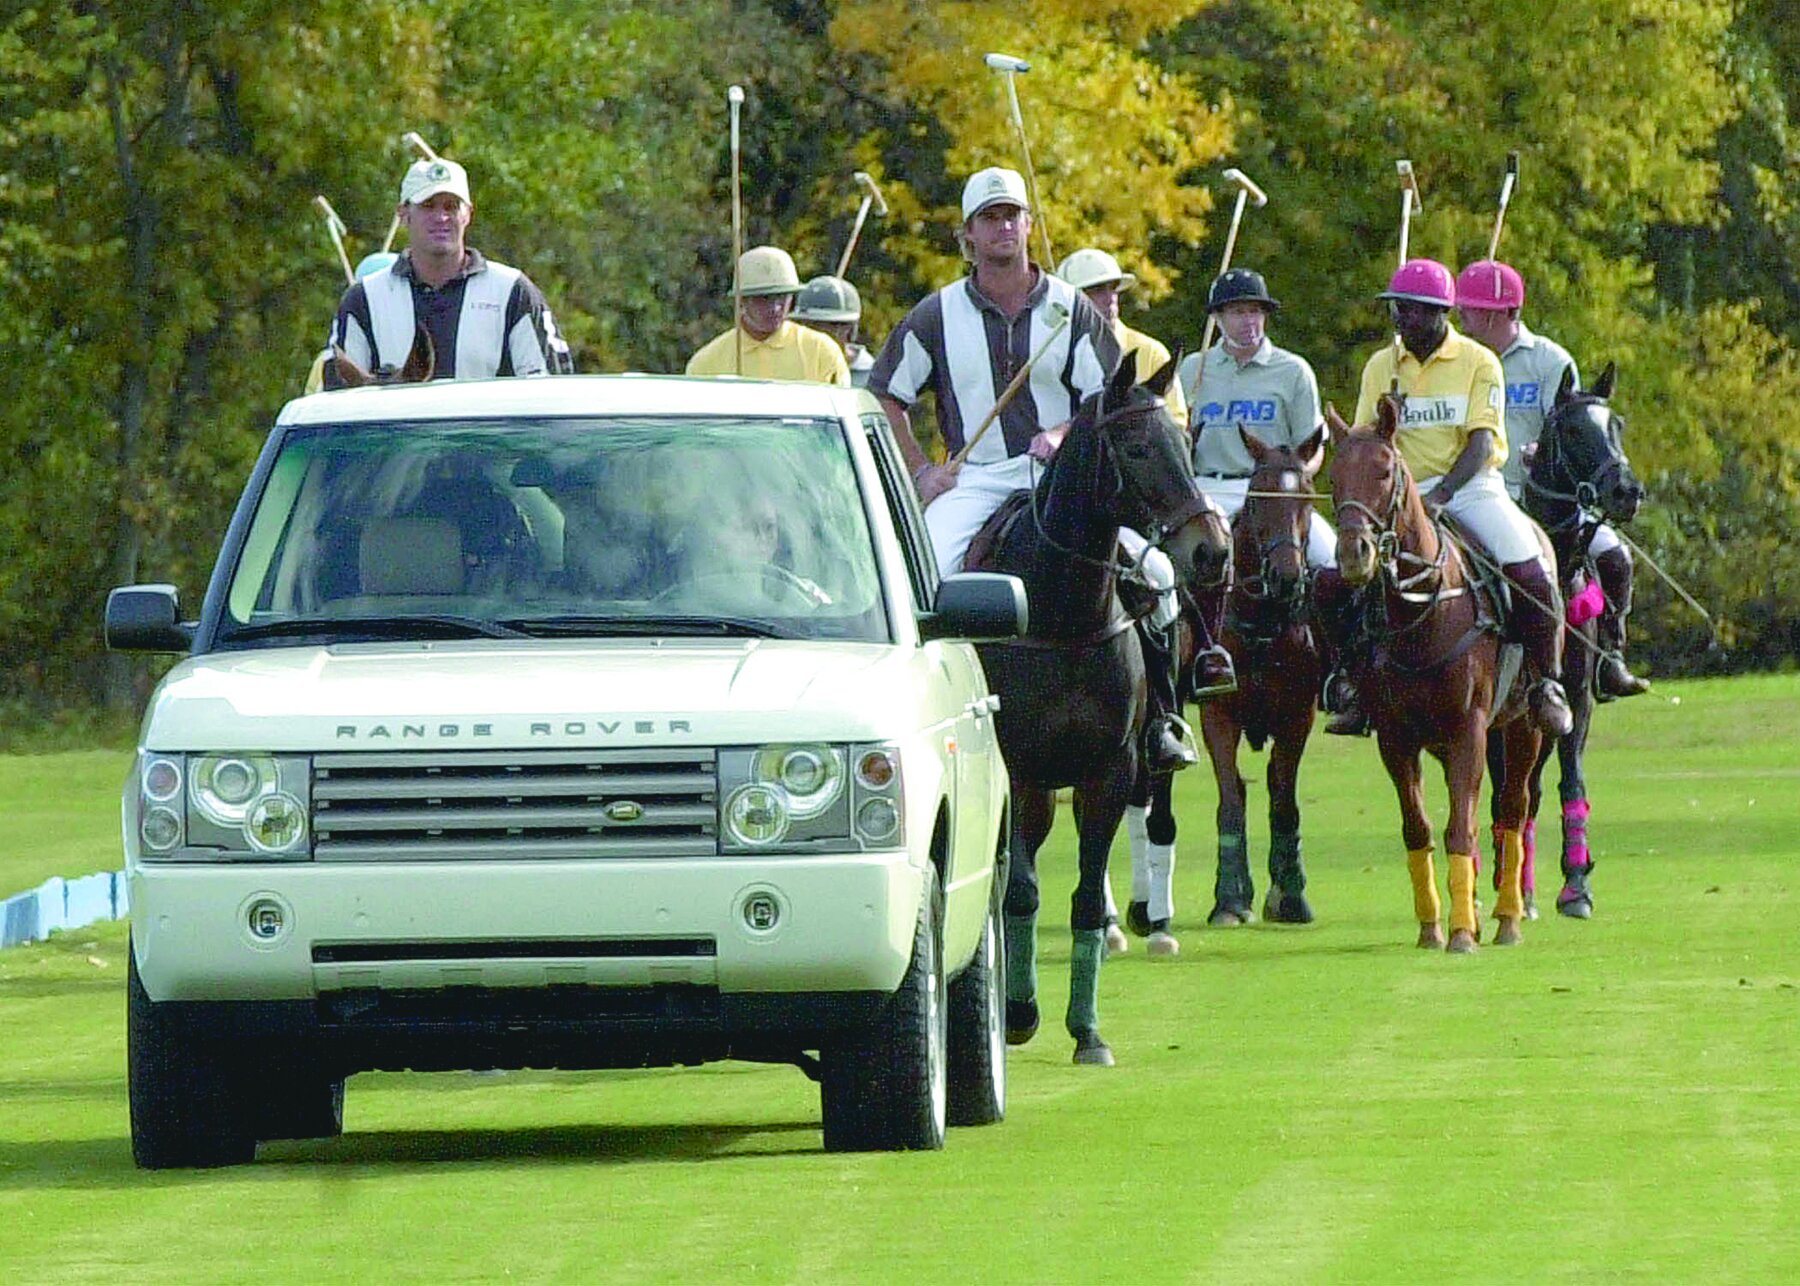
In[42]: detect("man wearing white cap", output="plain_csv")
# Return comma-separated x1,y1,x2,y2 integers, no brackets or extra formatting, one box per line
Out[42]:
868,167,1118,574
686,247,851,385
325,157,565,386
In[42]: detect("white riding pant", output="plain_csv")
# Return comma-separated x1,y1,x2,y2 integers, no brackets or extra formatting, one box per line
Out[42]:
1419,468,1546,567
1117,527,1179,628
1198,476,1337,568
926,455,1040,579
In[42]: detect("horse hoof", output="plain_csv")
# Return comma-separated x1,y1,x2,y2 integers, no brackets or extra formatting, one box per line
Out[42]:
1207,902,1253,928
1263,891,1315,925
1005,999,1040,1046
1146,930,1180,957
1557,890,1593,920
1416,923,1446,949
1071,1030,1115,1067
1492,917,1523,947
1125,901,1153,937
1104,921,1130,957
1523,892,1540,922
1447,929,1479,955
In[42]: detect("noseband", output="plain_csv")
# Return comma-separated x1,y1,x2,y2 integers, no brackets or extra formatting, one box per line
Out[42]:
1334,454,1463,609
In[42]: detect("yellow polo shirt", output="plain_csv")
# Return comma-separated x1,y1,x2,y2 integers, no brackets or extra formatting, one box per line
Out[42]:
1117,323,1188,428
1354,326,1508,479
685,319,851,386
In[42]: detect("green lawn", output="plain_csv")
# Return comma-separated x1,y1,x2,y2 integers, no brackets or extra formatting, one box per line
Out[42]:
2,676,1797,1283
0,749,131,898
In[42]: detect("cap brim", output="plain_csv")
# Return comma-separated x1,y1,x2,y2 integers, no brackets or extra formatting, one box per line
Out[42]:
406,182,470,205
1378,291,1449,306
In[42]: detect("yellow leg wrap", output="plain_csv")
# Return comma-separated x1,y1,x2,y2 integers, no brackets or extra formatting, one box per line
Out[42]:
1448,853,1478,934
1495,828,1524,921
1407,847,1440,925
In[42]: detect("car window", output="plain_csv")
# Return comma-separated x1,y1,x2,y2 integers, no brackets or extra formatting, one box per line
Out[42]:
216,416,890,644
862,412,938,610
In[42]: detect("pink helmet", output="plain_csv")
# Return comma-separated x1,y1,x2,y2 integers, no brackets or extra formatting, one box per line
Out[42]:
1378,258,1456,308
1455,260,1525,310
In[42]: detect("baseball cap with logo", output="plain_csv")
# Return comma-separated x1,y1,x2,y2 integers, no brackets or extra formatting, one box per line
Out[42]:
961,167,1030,222
400,158,471,206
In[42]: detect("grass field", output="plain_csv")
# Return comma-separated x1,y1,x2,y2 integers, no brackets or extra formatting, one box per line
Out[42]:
2,675,1797,1283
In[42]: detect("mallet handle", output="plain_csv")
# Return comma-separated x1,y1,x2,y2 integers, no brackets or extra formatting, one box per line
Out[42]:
1188,187,1253,410
728,86,745,376
837,196,873,279
314,195,355,284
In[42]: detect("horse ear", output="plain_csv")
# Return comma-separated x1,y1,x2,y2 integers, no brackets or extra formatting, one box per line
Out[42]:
1239,425,1270,464
1106,349,1140,410
1554,364,1578,406
332,346,372,389
402,325,436,384
1376,393,1402,442
1297,426,1327,476
1323,403,1350,438
1590,361,1616,400
1145,348,1180,399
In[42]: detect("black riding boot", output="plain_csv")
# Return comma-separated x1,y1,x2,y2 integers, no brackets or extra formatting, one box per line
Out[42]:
1592,545,1650,700
1313,567,1370,736
1139,619,1198,771
1190,583,1237,698
1505,558,1574,737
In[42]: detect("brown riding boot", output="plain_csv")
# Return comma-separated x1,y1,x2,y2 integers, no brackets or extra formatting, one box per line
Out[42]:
1505,558,1574,737
1593,545,1650,701
1313,568,1371,735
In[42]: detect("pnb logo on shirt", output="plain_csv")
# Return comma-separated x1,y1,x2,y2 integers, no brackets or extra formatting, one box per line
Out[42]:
1400,396,1469,427
1507,381,1541,409
1201,399,1277,424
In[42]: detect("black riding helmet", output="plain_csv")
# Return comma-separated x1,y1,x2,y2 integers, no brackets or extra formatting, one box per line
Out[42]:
1207,268,1280,313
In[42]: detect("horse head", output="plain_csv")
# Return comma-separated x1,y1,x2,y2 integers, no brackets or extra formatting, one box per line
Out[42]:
1529,362,1643,525
1235,423,1326,618
1326,394,1425,589
1085,350,1230,589
332,324,436,387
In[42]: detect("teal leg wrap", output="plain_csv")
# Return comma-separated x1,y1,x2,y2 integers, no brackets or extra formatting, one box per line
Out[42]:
1215,831,1252,904
1270,829,1305,892
1004,912,1038,1005
1065,928,1105,1036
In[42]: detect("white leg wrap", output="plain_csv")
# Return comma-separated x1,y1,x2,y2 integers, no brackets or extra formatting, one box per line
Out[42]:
1125,805,1151,901
1147,842,1177,922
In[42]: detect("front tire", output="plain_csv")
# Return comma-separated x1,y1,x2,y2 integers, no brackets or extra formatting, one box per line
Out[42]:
821,867,947,1151
946,890,1006,1127
128,937,255,1169
254,1072,346,1142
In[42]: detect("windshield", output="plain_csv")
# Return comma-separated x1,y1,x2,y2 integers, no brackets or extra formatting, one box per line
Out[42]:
217,415,889,644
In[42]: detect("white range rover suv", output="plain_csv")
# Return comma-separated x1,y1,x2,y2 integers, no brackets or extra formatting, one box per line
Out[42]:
107,375,1024,1167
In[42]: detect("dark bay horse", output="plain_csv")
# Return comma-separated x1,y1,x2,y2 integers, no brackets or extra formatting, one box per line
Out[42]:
1325,396,1547,953
1201,427,1327,929
968,355,1230,1064
1489,363,1644,919
332,324,436,386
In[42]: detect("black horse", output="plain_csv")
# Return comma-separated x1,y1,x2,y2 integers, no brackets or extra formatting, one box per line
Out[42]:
1488,363,1644,917
966,354,1230,1065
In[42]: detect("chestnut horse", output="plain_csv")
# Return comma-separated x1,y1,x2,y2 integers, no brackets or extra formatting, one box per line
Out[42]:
331,324,436,386
969,355,1230,1064
1200,426,1327,929
1325,396,1548,953
1489,363,1644,918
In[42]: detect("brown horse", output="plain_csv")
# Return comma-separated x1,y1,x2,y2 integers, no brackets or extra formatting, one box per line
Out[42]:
1200,426,1327,928
331,324,436,386
1324,396,1546,953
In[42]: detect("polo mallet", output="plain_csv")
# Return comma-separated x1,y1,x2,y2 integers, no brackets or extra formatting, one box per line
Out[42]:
1390,158,1424,389
382,130,445,253
314,195,355,284
947,301,1071,471
728,84,746,375
984,52,1054,267
1194,168,1269,364
1487,150,1520,263
835,171,888,279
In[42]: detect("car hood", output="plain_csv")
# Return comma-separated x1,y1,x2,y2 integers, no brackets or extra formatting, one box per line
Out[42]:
141,639,949,751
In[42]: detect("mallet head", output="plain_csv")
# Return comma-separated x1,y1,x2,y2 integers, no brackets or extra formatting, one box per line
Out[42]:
984,52,1031,74
727,85,744,106
1221,167,1268,208
401,131,438,161
854,170,888,217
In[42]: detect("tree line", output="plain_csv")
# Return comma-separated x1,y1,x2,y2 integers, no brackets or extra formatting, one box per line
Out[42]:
3,0,1796,716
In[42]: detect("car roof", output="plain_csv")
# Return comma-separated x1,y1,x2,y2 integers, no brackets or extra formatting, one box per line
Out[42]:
276,374,878,427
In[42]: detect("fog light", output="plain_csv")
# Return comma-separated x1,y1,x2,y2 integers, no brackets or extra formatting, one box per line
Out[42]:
141,806,182,852
856,797,900,843
743,892,781,932
246,898,285,941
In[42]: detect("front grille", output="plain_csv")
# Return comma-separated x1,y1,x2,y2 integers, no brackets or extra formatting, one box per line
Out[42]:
312,749,717,860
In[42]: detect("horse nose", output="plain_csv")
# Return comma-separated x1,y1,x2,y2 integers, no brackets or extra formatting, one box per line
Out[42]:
1614,475,1645,521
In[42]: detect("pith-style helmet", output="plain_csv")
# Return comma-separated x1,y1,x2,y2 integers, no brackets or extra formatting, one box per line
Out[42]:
1056,248,1137,293
794,275,862,322
1455,260,1526,311
735,245,803,297
1378,258,1457,308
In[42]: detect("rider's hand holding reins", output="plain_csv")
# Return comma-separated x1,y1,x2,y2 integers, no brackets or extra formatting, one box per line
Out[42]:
1027,420,1071,462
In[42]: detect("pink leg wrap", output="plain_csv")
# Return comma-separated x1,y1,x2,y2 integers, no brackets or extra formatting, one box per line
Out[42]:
1563,798,1591,868
1567,579,1606,626
1521,818,1537,893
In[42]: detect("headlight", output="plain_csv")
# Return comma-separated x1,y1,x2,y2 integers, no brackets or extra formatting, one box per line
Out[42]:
717,742,902,854
134,752,312,861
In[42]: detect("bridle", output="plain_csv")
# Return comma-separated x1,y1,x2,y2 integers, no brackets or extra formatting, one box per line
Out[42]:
1522,398,1632,535
1334,448,1468,625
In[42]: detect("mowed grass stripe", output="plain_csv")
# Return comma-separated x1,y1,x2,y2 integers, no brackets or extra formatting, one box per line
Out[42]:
1,675,1798,1282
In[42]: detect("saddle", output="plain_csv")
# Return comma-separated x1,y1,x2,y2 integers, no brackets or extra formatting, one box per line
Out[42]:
1435,511,1526,709
962,491,1032,574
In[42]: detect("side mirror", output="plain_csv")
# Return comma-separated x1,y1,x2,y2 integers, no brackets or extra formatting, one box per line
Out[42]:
105,585,195,653
918,572,1027,642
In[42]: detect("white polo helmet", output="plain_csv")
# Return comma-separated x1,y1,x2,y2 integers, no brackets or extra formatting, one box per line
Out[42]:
736,245,802,297
1057,248,1137,293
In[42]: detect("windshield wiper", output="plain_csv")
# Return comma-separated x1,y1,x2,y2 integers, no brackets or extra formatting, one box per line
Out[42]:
500,614,798,640
222,614,532,642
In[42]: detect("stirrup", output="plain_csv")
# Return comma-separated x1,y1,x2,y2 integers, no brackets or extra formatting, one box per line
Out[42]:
1146,715,1199,771
1190,645,1238,698
1530,678,1575,737
1595,650,1650,702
